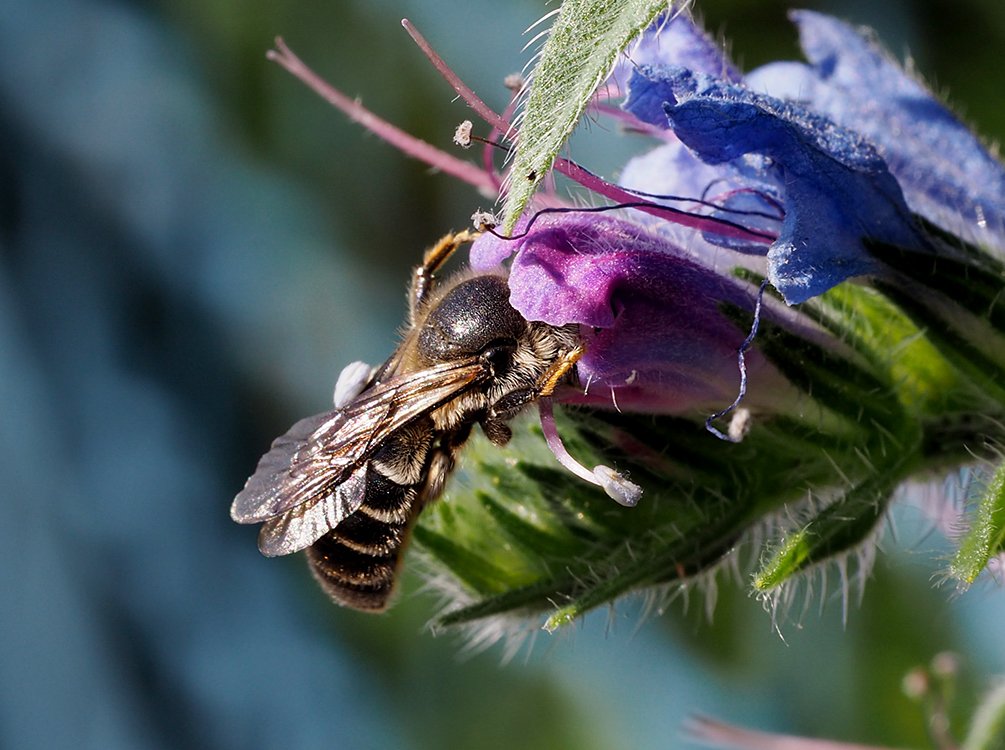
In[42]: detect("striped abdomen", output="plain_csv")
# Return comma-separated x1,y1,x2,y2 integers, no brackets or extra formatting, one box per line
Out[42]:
305,417,452,611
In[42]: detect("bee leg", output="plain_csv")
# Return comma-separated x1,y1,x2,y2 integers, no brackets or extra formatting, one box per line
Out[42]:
536,345,585,398
480,419,512,447
421,449,456,508
480,390,530,445
409,230,480,325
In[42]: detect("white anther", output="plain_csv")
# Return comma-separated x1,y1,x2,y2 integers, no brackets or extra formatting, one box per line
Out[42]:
728,407,752,442
453,120,473,148
592,465,642,508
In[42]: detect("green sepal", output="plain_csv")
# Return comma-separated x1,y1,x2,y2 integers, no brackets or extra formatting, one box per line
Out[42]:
753,464,909,591
875,280,1005,407
949,460,1005,587
868,233,1005,335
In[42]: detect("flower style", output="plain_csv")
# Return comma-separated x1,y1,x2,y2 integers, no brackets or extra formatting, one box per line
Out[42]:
268,6,1005,637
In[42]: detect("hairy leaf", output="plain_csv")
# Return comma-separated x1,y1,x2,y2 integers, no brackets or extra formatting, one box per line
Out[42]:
501,0,671,232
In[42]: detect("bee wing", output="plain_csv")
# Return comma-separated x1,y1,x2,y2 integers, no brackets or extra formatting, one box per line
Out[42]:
255,465,369,557
231,411,332,524
230,358,487,536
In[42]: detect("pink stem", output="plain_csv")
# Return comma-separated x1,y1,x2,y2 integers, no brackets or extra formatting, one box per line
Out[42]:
273,29,775,246
267,38,497,195
401,19,511,135
552,158,777,244
683,715,894,750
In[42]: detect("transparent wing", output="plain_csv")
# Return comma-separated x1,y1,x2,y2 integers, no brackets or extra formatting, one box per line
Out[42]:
256,466,368,557
230,358,486,529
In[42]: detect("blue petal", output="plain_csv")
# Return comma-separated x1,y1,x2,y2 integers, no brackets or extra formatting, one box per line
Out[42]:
620,12,740,81
623,65,680,128
758,11,1005,255
628,66,924,304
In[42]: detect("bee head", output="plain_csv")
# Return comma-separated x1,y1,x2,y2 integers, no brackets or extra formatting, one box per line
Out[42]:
417,275,526,375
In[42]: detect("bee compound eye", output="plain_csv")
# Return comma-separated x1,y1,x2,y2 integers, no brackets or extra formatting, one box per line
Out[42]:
480,343,515,375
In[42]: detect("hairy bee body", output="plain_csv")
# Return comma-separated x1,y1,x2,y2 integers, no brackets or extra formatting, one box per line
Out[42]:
307,417,442,610
232,237,581,612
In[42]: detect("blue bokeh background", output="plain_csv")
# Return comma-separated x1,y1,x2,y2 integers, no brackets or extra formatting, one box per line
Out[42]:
2,1,1003,747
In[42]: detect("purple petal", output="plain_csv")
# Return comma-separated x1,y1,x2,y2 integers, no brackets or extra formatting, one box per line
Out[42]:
472,214,781,413
469,228,517,269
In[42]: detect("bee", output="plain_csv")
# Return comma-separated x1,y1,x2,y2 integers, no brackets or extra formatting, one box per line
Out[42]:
231,231,583,611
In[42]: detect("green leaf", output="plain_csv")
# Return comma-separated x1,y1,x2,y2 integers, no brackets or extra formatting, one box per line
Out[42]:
753,465,908,591
950,461,1005,587
500,0,669,233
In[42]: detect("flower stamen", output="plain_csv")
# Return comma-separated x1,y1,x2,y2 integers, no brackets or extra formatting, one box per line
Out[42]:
705,278,769,442
269,34,779,247
401,19,510,134
266,38,496,195
538,398,642,507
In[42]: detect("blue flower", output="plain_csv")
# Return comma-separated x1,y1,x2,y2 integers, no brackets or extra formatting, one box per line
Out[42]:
618,11,1004,303
262,9,1005,628
626,63,926,304
484,9,1005,318
466,8,1005,423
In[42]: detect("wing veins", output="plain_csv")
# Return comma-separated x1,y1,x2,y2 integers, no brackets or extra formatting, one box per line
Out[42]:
230,358,486,529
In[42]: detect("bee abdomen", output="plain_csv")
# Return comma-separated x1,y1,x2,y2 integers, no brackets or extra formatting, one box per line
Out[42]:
306,534,400,611
308,535,397,587
332,509,406,556
307,463,423,611
353,466,417,524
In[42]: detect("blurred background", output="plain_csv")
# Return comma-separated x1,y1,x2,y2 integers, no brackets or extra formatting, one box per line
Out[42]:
2,0,1003,747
